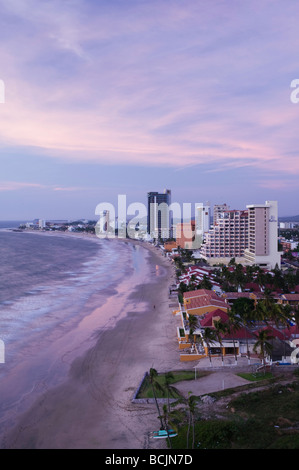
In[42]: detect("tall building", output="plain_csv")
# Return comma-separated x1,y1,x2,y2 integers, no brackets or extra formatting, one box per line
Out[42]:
200,209,248,263
201,200,281,269
147,189,171,239
196,202,211,238
244,201,281,269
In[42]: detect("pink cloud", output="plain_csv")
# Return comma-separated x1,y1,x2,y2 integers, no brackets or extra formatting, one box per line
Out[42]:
0,181,45,191
0,0,299,177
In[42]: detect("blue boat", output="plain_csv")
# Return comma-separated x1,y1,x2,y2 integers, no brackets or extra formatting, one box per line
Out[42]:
151,429,177,439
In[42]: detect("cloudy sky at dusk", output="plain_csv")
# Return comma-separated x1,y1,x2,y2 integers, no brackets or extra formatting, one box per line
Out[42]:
0,0,299,220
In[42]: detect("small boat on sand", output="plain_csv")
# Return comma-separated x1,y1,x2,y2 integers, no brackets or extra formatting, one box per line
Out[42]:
151,429,177,439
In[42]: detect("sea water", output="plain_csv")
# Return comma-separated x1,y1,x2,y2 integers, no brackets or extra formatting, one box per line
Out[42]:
0,228,147,441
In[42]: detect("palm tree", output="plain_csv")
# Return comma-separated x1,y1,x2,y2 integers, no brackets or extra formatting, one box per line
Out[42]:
200,327,217,367
199,274,213,290
253,329,274,372
187,314,199,345
161,404,174,449
231,297,255,364
213,319,227,366
186,393,197,449
164,372,179,413
227,310,243,365
149,368,165,429
255,299,269,324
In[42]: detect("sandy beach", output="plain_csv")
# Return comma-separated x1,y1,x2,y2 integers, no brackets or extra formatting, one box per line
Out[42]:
2,236,188,449
1,233,257,450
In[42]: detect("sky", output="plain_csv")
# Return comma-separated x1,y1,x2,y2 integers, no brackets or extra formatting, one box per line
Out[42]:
0,0,299,220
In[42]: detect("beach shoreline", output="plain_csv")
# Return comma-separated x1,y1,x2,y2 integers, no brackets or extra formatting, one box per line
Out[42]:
1,233,183,449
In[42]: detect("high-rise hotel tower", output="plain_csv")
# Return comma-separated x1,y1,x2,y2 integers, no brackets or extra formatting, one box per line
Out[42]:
200,200,281,269
147,189,172,239
244,200,281,269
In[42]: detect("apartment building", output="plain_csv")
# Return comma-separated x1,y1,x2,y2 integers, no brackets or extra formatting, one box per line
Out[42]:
196,202,211,237
200,209,248,264
147,189,172,239
244,200,281,269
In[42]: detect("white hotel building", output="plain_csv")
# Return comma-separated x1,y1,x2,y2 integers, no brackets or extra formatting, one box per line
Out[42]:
200,209,248,264
244,201,281,270
200,201,281,269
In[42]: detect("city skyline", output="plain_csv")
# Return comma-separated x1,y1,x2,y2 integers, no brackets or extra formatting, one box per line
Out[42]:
1,1,299,220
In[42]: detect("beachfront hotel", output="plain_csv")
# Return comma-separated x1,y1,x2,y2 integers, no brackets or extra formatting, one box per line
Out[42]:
147,189,172,239
243,201,282,270
200,208,249,264
200,200,281,270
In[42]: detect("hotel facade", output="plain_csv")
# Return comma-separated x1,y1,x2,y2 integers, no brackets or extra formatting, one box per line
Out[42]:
200,200,281,269
200,208,248,264
244,201,281,269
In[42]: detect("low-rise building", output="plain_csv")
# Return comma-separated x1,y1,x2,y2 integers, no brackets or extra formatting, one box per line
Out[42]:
183,289,228,316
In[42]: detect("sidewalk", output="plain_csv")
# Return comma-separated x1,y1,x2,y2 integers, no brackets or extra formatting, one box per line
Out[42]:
174,356,259,397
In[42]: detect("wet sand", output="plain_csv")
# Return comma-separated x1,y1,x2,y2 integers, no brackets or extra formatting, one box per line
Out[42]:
2,238,184,449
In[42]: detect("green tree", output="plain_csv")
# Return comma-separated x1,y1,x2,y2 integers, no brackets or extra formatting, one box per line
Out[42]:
200,327,218,367
163,372,179,413
253,329,274,371
213,319,227,366
226,310,243,365
186,393,197,449
199,274,213,290
149,368,165,429
231,297,255,363
161,404,176,449
187,314,199,344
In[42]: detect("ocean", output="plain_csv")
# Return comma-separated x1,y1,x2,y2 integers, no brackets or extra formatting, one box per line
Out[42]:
0,226,150,442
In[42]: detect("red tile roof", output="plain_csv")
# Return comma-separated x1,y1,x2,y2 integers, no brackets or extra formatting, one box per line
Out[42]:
184,289,228,312
256,326,285,340
184,288,220,300
200,309,229,327
283,325,299,337
185,295,227,311
222,326,255,340
280,294,299,301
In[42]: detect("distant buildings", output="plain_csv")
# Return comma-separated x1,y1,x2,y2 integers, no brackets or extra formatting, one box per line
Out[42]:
176,220,196,249
96,210,110,235
147,189,172,239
